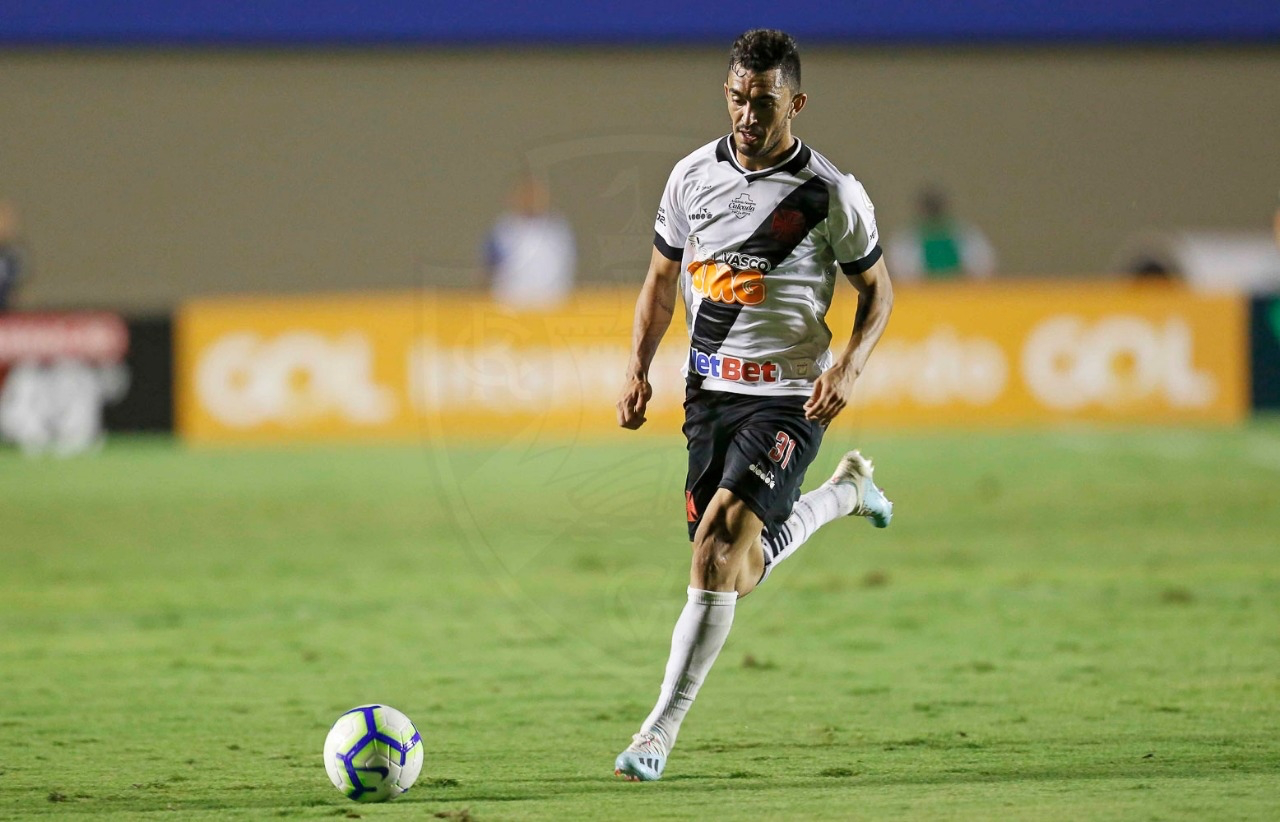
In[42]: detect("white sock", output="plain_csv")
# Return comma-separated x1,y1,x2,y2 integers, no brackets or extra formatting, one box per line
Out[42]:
639,587,738,751
759,482,855,583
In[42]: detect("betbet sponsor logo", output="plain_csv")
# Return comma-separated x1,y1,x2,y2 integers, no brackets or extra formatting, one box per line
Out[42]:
195,331,396,427
1022,315,1215,410
689,349,780,383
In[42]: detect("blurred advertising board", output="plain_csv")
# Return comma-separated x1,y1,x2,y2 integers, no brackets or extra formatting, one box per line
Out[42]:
1250,296,1280,410
847,283,1245,427
176,291,657,444
104,316,174,433
175,284,1247,444
0,312,130,454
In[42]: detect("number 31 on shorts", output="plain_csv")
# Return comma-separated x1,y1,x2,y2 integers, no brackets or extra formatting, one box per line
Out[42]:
768,431,796,469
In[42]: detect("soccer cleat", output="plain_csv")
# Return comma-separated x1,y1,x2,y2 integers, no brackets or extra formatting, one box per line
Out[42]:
829,450,893,528
613,732,668,782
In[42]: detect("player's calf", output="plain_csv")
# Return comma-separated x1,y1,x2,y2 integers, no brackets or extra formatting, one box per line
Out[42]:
615,587,738,781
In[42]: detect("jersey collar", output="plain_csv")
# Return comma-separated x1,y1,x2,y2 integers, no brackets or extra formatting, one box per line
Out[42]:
716,135,810,182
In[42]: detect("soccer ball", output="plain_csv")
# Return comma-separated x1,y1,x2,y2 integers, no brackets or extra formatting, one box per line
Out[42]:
323,704,424,802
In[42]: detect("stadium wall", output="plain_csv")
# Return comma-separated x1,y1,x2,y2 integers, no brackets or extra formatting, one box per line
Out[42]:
1,47,1278,312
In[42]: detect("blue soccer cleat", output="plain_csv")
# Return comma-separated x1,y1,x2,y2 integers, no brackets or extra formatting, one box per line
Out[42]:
614,732,668,782
830,450,893,528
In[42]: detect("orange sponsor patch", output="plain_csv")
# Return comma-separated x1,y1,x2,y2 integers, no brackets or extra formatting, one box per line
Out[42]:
687,260,765,305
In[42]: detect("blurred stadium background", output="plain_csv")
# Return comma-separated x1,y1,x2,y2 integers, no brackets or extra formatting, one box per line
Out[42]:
1,3,1279,819
1,2,1278,443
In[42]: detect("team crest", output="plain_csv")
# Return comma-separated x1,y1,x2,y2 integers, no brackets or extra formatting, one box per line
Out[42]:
728,194,756,219
771,209,807,245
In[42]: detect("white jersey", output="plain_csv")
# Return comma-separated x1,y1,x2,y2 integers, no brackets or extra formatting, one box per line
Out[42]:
654,135,881,396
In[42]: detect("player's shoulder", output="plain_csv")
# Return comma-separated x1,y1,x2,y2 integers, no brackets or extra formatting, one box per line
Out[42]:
802,144,877,221
802,144,868,195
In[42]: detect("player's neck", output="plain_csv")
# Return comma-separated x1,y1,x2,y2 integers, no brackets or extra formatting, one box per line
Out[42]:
735,134,797,172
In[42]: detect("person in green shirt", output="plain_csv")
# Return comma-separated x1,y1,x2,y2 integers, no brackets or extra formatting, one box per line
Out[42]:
888,186,996,281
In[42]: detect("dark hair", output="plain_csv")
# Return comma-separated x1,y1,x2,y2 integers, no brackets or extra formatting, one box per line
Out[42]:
728,29,801,91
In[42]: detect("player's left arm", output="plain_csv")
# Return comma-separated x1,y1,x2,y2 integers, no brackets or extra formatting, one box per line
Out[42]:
803,257,893,424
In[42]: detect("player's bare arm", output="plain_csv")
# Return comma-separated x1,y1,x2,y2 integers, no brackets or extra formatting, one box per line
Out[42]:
804,257,893,424
617,247,682,429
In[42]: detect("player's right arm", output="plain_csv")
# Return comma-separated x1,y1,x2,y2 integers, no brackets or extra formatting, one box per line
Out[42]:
617,247,682,429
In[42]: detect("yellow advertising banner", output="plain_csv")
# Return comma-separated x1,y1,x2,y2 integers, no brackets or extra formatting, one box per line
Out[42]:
843,282,1247,428
176,283,1247,443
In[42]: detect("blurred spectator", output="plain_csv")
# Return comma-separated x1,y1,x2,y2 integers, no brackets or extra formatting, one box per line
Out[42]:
888,186,996,281
0,201,23,310
1127,256,1174,282
1114,221,1280,294
482,174,576,310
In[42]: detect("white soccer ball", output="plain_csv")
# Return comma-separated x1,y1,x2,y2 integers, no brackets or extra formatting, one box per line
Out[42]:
323,704,424,802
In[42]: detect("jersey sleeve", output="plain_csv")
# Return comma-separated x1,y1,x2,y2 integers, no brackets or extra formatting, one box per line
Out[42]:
828,175,883,275
653,163,690,262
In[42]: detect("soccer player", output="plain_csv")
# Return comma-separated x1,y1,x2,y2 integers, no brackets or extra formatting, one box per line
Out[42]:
612,29,895,782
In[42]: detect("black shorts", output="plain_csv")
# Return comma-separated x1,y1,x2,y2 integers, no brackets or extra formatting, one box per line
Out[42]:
683,386,825,539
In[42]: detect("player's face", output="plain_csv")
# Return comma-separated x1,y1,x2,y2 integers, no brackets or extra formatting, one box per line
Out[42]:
724,66,806,170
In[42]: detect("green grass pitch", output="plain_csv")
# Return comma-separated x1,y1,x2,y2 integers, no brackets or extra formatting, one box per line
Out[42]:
1,423,1278,820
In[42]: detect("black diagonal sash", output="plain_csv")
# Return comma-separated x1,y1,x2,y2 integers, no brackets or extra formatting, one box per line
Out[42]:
689,176,830,359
